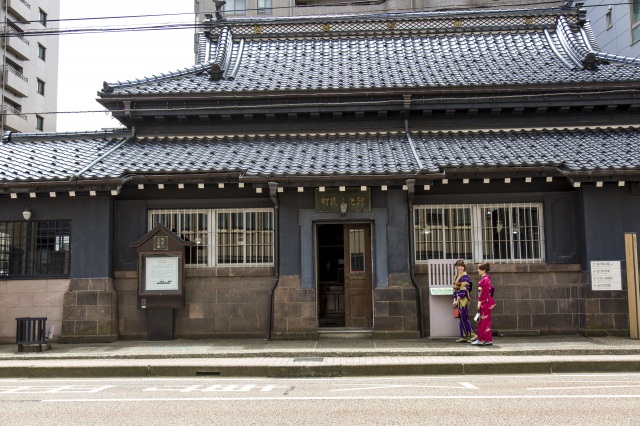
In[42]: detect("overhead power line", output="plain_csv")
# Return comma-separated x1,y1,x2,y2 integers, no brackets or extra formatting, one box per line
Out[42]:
7,0,623,38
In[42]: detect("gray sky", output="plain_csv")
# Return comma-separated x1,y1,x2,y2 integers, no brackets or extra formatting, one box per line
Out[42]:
57,0,194,132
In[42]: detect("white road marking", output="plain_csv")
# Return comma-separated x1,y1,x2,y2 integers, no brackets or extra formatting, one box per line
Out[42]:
0,385,114,394
331,383,477,392
528,385,640,390
41,394,640,403
143,384,275,392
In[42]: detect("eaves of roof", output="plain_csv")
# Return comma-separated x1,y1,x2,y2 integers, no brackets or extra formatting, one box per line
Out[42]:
1,126,640,197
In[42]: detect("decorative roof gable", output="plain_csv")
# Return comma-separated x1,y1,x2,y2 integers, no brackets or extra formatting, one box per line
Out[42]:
99,6,640,99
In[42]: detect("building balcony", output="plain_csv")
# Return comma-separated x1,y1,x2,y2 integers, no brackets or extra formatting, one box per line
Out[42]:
1,104,28,132
2,65,29,97
2,27,31,60
7,0,32,23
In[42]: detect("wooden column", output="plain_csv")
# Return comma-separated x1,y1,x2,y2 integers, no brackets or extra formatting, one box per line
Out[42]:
625,233,640,339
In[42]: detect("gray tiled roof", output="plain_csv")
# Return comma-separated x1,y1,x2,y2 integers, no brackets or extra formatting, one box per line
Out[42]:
100,10,640,97
2,127,639,184
0,133,128,182
77,132,420,179
413,127,640,173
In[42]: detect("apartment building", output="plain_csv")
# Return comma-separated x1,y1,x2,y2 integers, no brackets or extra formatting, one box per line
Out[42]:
1,0,59,133
583,1,640,57
194,0,561,19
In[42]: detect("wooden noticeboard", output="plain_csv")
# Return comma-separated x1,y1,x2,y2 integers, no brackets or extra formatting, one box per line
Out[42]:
129,224,192,309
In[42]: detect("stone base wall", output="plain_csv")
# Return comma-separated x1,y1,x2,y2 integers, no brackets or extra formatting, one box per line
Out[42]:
374,273,420,339
115,268,274,340
581,272,630,337
60,278,119,343
415,263,630,336
271,275,317,339
0,279,68,343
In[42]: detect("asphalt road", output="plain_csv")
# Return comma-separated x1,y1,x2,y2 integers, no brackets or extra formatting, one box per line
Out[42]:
1,373,639,425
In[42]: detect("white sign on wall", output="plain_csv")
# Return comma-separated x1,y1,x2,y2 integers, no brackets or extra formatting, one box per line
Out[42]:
145,256,180,291
590,261,622,291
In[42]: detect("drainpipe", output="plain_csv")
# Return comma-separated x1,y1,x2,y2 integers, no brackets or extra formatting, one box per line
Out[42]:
267,181,280,340
406,178,425,338
403,95,425,338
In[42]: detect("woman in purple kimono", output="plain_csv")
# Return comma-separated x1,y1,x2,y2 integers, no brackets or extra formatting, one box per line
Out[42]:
452,259,477,343
471,262,496,346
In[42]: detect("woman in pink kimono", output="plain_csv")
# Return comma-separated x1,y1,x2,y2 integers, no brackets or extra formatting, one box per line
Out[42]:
471,262,496,346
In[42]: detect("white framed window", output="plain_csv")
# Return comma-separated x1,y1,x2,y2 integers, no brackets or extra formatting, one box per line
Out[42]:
258,0,272,14
39,8,47,27
413,203,544,264
37,78,45,95
149,208,274,267
36,115,44,130
632,0,640,44
224,0,246,15
38,43,46,61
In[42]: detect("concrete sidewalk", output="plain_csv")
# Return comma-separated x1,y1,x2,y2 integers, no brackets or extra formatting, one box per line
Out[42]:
1,335,639,378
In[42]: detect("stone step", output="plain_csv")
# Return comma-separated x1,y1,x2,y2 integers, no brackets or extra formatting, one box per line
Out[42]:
317,328,373,339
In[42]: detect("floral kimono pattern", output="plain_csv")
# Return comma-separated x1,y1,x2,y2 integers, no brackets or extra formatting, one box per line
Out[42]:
453,272,475,340
477,274,496,343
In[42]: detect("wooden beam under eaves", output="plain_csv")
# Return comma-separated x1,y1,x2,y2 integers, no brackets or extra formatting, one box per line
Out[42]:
177,116,188,122
154,116,166,122
198,115,211,121
243,114,254,121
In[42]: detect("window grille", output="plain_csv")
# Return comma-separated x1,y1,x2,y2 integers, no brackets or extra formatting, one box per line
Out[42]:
0,220,71,278
414,203,544,264
348,228,365,273
149,208,274,267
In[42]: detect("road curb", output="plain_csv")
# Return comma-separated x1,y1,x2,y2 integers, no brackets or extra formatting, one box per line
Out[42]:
0,359,639,378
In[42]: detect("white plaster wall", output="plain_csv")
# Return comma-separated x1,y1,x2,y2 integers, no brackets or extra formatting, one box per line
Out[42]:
0,279,68,343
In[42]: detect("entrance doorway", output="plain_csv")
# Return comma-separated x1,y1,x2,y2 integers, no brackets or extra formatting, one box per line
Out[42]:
317,223,373,328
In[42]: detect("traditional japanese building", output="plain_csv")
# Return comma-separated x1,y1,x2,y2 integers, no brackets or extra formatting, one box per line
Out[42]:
1,4,640,342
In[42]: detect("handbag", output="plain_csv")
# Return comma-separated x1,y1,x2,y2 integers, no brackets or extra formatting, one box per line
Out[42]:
453,308,460,318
